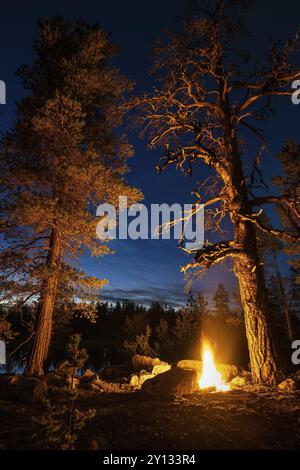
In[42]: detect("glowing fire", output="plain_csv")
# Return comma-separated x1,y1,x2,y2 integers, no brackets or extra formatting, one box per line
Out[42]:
199,344,230,392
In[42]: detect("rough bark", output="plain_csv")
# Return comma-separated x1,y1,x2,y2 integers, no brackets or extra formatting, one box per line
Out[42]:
233,221,279,384
221,102,280,384
25,231,61,376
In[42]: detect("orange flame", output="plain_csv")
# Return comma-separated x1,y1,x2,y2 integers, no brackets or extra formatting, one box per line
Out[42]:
199,343,230,392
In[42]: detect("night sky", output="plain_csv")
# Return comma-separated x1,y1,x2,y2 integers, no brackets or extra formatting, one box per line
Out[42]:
1,0,299,307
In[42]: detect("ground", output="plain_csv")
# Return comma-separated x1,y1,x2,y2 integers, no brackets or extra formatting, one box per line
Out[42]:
0,385,300,450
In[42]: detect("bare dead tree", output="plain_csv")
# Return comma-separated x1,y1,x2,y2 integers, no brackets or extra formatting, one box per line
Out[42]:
134,0,300,383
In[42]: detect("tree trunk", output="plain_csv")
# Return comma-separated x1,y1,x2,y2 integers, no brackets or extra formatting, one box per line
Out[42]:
25,231,61,376
234,220,280,384
220,101,280,384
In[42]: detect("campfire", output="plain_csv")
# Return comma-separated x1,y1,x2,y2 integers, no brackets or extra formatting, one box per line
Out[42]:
199,343,230,392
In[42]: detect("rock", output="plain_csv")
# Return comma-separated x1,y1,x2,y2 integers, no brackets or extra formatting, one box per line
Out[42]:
177,359,237,382
230,371,252,387
83,369,94,378
231,376,246,387
139,373,155,385
239,370,252,383
129,374,140,387
216,364,238,382
177,359,202,371
129,372,155,388
278,378,296,392
132,354,165,372
152,364,171,375
141,367,198,396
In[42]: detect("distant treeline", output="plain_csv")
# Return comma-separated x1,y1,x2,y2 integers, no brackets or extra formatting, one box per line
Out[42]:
3,279,298,372
69,285,249,367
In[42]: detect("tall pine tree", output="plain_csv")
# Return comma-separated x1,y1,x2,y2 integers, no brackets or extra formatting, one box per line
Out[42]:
0,18,141,375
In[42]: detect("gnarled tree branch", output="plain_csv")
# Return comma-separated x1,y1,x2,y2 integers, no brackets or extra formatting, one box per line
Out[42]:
181,240,247,272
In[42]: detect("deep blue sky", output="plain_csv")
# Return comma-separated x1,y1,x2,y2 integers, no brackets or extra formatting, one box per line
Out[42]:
0,1,299,307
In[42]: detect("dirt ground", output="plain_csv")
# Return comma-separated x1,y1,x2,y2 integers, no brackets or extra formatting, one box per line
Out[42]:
0,385,300,450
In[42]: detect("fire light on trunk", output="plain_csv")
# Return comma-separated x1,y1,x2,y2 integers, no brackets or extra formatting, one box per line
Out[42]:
199,343,230,392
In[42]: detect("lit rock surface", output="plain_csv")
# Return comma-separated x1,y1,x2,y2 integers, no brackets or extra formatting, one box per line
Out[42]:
141,367,198,396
